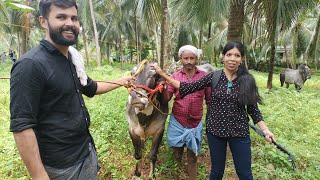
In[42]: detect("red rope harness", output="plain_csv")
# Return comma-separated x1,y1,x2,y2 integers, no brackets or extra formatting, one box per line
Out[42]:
128,83,164,100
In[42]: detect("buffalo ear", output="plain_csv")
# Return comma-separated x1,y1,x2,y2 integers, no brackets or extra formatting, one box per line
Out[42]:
131,66,138,75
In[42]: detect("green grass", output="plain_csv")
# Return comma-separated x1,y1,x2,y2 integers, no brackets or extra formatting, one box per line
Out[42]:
0,62,319,179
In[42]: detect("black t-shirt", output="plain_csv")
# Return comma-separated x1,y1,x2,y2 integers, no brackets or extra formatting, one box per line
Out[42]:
10,39,97,168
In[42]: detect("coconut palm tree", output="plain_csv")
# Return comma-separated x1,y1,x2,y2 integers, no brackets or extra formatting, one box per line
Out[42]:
304,5,320,68
0,1,10,48
113,0,161,64
159,0,168,69
77,0,91,63
227,0,245,42
0,0,35,56
0,1,9,28
89,0,101,66
170,0,228,49
78,0,113,65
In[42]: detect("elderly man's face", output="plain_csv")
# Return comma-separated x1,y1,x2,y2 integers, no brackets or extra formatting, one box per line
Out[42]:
180,50,197,71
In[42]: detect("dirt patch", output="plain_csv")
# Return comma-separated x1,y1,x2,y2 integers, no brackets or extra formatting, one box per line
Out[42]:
99,144,238,179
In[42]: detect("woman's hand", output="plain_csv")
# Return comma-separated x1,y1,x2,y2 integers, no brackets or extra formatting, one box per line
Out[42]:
151,63,165,76
150,63,181,89
263,129,275,144
256,121,275,144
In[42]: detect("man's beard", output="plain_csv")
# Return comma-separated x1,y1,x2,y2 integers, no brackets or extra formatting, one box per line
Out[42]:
48,22,79,46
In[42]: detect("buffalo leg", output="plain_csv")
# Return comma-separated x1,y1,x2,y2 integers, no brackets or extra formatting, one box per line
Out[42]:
129,131,143,177
295,84,301,92
286,83,290,89
280,74,285,86
148,129,165,179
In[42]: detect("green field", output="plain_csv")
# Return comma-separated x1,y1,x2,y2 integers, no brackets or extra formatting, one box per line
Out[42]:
1,61,319,179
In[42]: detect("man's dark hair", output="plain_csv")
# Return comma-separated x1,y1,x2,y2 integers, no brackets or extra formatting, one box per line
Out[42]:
39,0,78,19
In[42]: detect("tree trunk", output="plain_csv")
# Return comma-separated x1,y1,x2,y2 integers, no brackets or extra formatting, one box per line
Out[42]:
305,12,320,67
213,48,218,66
82,30,90,64
17,33,20,58
198,29,203,64
266,0,278,91
21,0,32,55
291,27,298,69
119,35,123,68
106,43,110,64
154,26,161,63
160,0,169,69
284,45,290,68
198,29,203,49
115,39,119,62
208,22,212,39
207,22,212,64
227,0,245,42
89,0,101,66
267,40,275,90
130,49,133,64
135,15,140,63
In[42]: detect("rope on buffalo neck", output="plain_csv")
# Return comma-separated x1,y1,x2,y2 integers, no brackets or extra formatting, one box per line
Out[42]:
128,85,170,116
85,59,169,115
125,59,169,115
96,80,169,115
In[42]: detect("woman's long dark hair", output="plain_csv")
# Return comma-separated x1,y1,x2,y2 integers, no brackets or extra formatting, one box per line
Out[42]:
223,41,263,106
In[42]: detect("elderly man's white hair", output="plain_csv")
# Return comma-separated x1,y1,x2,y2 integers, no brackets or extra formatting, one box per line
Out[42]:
178,45,202,58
